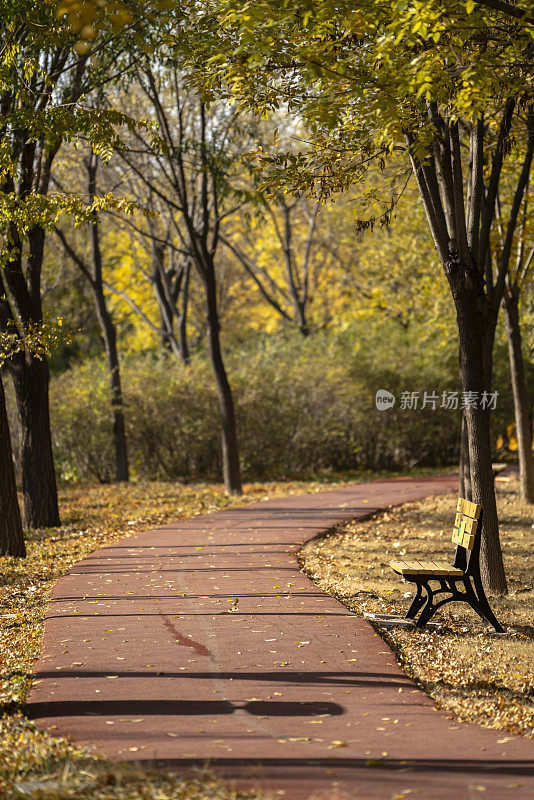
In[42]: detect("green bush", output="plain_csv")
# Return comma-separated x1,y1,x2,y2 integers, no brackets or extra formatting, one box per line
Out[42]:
49,361,117,484
50,357,221,483
48,322,466,483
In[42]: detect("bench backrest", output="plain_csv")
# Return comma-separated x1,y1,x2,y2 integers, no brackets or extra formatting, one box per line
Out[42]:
452,498,482,551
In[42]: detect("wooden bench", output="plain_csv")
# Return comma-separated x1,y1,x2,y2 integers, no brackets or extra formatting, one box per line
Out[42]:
390,498,504,632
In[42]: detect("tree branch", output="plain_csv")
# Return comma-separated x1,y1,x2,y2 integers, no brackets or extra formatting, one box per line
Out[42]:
473,1,534,22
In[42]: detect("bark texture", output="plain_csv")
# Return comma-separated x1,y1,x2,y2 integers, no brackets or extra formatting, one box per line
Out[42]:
10,353,60,529
91,246,129,483
150,244,191,364
452,276,507,593
459,412,472,500
504,287,534,502
205,273,242,494
0,374,25,557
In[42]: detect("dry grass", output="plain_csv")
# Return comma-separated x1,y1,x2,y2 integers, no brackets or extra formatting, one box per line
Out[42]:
0,718,264,800
299,477,534,738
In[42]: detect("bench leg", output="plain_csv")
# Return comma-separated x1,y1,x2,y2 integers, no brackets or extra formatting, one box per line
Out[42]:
467,579,505,633
413,578,505,633
406,583,425,620
415,597,438,627
413,580,462,628
414,582,439,628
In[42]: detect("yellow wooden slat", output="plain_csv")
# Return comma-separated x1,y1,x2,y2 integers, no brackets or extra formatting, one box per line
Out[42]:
390,560,421,575
391,559,464,577
421,561,444,574
463,517,478,534
390,561,422,575
429,561,463,575
464,499,475,518
426,562,460,575
390,559,410,569
464,500,482,519
428,560,450,572
414,561,437,572
457,498,482,519
462,533,475,550
452,514,479,547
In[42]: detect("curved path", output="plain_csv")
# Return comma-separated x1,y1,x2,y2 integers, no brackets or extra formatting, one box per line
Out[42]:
28,478,534,800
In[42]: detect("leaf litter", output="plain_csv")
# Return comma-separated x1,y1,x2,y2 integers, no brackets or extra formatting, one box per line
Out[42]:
300,478,534,737
0,477,354,799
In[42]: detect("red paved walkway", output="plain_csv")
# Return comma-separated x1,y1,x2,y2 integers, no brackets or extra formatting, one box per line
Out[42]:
28,479,534,800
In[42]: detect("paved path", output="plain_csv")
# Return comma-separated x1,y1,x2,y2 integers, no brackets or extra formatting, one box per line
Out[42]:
28,478,534,800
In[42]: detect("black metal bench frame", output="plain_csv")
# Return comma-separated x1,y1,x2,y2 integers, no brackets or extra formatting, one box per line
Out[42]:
393,502,505,633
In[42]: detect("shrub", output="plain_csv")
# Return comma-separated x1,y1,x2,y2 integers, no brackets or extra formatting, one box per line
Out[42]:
48,323,465,483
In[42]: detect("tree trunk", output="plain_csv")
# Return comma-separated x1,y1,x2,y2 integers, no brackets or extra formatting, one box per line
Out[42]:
482,311,498,394
204,268,242,495
92,281,129,483
10,353,60,529
296,302,310,337
459,412,472,500
0,373,25,557
408,116,511,596
454,285,507,594
178,262,191,365
88,155,129,483
504,288,534,502
91,241,130,483
152,244,179,357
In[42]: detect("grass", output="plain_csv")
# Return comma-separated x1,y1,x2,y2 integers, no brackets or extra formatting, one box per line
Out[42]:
299,476,534,738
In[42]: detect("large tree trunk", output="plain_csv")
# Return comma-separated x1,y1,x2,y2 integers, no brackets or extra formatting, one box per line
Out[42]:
1,226,62,530
454,284,507,594
504,287,534,502
0,374,25,557
10,353,60,529
204,268,242,495
459,412,472,500
460,302,498,502
409,123,509,595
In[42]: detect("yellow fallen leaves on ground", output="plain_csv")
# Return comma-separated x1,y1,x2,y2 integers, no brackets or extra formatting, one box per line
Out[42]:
1,476,355,799
300,478,534,738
